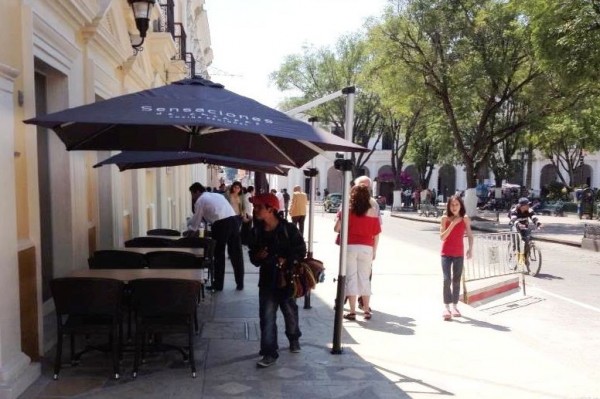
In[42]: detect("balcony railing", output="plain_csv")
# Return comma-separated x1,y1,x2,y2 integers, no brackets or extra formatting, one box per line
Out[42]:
156,1,195,78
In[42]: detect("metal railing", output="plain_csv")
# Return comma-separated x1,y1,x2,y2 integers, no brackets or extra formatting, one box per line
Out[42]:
463,231,526,302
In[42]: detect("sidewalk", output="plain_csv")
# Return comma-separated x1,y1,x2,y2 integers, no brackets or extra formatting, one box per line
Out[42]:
19,213,600,398
390,209,598,247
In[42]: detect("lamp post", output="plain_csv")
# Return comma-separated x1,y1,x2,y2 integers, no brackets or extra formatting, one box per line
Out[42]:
128,0,155,54
579,152,585,187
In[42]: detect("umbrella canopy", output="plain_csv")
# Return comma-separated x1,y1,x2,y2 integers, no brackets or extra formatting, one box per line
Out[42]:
94,151,290,175
24,77,367,167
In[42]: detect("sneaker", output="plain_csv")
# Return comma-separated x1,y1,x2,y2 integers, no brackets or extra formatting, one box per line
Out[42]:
256,355,277,368
289,341,301,353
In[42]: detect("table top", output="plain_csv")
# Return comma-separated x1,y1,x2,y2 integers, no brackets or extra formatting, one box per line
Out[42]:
140,235,181,240
68,268,205,282
114,247,204,257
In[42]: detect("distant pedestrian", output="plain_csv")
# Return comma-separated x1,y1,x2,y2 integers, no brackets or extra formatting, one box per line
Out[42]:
289,185,308,236
439,195,473,320
282,188,290,219
248,193,306,368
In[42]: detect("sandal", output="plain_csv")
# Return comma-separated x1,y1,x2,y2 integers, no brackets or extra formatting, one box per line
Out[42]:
363,312,372,320
343,313,356,320
443,308,452,321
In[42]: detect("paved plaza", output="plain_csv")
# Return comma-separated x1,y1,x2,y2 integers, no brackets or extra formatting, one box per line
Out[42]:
19,211,600,398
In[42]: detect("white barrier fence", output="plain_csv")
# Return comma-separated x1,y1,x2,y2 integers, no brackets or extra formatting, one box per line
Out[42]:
463,231,526,302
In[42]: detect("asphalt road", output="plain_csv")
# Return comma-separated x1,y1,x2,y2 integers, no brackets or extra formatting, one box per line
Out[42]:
375,211,600,384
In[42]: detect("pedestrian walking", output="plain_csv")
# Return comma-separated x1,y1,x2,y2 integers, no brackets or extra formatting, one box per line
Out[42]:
439,195,473,320
335,185,381,321
282,188,290,219
248,193,306,368
185,182,245,291
289,185,308,236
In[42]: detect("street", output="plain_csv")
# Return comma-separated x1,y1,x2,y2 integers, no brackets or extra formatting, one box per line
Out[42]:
311,210,600,397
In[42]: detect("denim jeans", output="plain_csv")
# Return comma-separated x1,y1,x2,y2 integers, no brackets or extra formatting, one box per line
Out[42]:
441,256,464,305
259,288,301,358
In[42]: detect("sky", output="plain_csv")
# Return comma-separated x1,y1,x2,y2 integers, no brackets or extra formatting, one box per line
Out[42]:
204,0,389,108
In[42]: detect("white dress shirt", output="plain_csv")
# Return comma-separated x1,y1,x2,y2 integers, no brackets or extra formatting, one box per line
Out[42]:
187,192,236,230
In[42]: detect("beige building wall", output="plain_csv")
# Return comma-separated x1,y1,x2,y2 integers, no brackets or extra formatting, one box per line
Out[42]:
0,1,213,397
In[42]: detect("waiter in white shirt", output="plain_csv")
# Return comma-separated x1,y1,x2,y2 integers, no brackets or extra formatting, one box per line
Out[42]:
185,182,245,291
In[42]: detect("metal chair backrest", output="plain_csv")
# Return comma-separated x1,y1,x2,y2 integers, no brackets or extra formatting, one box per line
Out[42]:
88,250,148,269
147,228,181,237
145,251,199,269
51,277,124,317
172,237,215,269
130,278,200,317
124,237,173,248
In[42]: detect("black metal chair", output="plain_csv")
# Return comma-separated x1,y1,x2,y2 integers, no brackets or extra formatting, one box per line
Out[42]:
172,237,216,289
147,228,181,237
88,250,148,269
129,278,201,378
145,251,200,269
124,237,173,248
50,277,124,380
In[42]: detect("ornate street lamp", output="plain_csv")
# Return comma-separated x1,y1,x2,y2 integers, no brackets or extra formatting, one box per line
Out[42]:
128,0,155,54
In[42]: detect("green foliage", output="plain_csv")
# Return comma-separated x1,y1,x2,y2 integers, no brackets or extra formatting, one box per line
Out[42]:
270,34,383,174
524,0,600,85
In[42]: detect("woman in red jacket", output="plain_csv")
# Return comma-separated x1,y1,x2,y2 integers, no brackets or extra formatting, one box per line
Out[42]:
440,195,473,320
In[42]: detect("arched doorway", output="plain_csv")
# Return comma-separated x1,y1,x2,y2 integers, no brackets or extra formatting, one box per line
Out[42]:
326,166,343,194
376,165,394,204
438,165,456,202
540,164,558,188
403,165,419,188
573,164,593,187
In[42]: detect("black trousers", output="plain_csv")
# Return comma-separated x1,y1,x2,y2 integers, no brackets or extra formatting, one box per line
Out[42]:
211,216,244,290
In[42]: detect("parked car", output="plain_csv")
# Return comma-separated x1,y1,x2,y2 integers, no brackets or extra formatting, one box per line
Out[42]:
323,193,342,213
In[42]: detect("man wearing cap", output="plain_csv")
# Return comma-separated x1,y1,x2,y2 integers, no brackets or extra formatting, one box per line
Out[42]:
185,182,245,291
509,197,542,256
248,193,306,368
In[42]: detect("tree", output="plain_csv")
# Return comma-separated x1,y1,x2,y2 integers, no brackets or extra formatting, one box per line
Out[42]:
525,0,600,86
372,0,544,189
534,96,600,187
270,34,383,176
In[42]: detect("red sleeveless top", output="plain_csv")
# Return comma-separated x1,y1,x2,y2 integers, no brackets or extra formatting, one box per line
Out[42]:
441,218,465,257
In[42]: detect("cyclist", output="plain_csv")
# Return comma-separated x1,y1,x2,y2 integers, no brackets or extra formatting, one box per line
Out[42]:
509,197,542,257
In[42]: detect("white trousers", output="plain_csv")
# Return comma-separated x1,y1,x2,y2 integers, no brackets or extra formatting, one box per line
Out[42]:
345,244,373,296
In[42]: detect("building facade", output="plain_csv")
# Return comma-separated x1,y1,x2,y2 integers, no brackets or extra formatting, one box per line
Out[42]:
0,1,212,397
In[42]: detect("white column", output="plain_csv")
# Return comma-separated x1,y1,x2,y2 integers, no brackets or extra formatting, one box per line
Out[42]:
0,65,40,399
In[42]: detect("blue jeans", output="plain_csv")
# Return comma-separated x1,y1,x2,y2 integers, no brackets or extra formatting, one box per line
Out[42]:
441,256,464,305
259,288,301,358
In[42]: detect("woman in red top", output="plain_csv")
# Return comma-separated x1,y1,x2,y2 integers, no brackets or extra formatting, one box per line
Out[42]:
439,195,473,320
335,185,381,321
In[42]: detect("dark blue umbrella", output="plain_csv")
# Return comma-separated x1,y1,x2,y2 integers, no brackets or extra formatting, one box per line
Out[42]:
94,151,290,175
24,77,366,167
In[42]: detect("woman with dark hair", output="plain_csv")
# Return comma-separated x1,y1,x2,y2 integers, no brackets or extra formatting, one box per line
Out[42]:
224,181,248,228
334,185,381,321
439,195,473,320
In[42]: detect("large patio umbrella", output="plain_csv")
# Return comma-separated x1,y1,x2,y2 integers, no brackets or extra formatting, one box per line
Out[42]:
24,77,367,166
93,151,290,175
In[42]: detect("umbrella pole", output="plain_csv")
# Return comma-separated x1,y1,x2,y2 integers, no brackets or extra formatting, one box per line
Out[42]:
303,167,318,310
332,87,355,355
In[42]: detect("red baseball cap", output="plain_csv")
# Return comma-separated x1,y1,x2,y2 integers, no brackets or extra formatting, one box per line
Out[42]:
251,193,280,210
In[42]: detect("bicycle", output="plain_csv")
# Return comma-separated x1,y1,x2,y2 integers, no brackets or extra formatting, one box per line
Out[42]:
507,225,542,277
